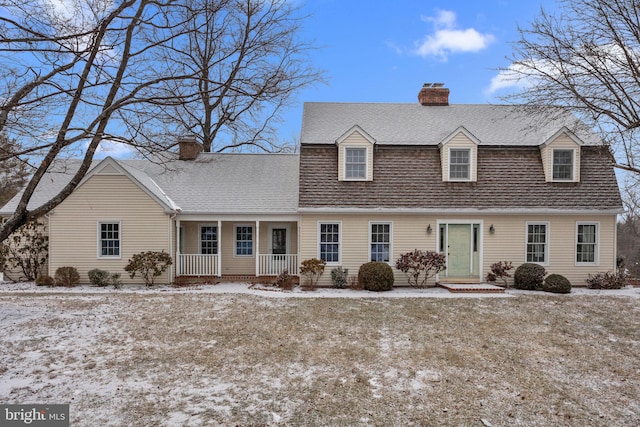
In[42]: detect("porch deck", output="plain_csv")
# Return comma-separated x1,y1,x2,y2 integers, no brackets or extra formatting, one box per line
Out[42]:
176,254,299,277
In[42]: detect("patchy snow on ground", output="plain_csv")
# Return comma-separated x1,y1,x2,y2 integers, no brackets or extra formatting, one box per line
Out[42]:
2,280,639,298
0,280,638,426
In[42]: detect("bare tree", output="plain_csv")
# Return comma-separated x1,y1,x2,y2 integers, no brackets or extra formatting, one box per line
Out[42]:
148,0,323,153
0,0,320,242
0,134,30,207
498,0,640,173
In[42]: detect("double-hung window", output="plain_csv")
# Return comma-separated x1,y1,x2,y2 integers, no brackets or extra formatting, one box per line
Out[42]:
370,223,391,263
235,225,253,256
319,222,340,263
526,222,548,264
200,225,218,255
553,149,574,180
449,148,470,180
345,148,366,179
98,221,120,258
576,223,598,264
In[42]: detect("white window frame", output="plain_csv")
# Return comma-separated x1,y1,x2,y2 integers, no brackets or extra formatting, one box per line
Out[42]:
576,222,599,265
448,148,471,181
317,221,341,265
234,224,254,257
525,221,550,266
552,148,575,181
199,224,218,255
369,221,393,264
97,220,121,259
344,147,367,180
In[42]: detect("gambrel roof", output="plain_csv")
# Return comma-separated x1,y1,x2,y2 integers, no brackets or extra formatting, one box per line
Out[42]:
301,102,601,146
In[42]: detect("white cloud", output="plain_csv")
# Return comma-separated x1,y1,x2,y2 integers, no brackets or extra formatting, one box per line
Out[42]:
486,64,532,94
414,10,495,60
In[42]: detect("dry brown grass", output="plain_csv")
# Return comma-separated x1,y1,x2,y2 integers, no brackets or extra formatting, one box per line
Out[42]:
0,292,638,426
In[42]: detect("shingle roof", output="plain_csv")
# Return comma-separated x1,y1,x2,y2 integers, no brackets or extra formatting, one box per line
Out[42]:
298,145,622,212
300,103,602,146
0,153,300,215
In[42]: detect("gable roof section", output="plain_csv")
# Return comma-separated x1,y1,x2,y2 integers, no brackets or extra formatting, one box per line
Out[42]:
438,126,481,147
0,154,300,216
540,126,585,147
335,125,376,145
80,157,180,212
301,102,602,146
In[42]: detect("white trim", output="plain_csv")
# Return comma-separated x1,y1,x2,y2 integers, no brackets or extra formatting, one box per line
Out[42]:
175,214,300,222
317,221,342,266
575,221,600,266
448,147,472,182
234,223,255,258
540,127,586,147
551,148,577,182
335,125,376,145
438,126,481,147
97,220,122,259
525,221,550,266
368,221,393,264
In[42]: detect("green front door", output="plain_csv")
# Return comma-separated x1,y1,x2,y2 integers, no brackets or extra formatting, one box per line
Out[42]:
447,224,472,277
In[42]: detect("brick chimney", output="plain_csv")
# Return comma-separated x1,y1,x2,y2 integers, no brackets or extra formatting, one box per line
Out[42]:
418,83,449,106
178,136,203,160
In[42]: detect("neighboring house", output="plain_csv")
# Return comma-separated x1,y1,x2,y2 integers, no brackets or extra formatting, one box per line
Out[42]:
0,84,623,286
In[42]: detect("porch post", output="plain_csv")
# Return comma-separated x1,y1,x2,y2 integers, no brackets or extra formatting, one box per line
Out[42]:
255,220,260,277
175,219,181,276
217,219,222,277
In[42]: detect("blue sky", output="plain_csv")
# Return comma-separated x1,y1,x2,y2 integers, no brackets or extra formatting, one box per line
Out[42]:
277,0,559,142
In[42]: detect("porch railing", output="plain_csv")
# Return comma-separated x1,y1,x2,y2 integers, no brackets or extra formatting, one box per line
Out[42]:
258,254,298,276
177,254,219,277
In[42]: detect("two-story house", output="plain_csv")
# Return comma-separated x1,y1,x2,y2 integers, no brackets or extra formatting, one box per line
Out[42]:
0,84,622,286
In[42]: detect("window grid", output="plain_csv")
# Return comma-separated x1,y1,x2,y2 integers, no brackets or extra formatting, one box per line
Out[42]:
553,149,573,180
100,222,120,257
526,223,547,263
370,223,390,262
577,224,597,263
200,226,218,255
319,223,340,263
236,226,253,256
449,149,470,180
345,148,366,179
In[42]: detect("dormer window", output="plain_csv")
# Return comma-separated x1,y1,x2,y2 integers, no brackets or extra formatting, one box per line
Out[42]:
345,148,366,179
553,149,574,180
449,148,471,180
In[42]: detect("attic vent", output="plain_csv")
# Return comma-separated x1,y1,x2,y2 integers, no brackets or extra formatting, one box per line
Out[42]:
418,83,450,106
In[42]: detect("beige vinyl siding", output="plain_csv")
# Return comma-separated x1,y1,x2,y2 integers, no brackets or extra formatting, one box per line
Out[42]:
540,134,581,182
300,213,617,287
440,132,477,182
337,131,374,181
49,174,170,285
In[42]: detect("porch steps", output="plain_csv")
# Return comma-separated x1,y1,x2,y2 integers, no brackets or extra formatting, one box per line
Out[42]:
437,282,505,293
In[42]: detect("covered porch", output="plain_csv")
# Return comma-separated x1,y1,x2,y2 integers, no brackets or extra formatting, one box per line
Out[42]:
175,217,299,278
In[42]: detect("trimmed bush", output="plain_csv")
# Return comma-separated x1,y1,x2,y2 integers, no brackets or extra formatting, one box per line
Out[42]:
299,258,326,290
330,266,349,289
513,263,546,290
54,266,80,287
542,274,572,294
124,250,172,287
358,262,394,292
585,271,628,289
274,269,296,291
35,274,54,287
486,261,514,287
88,269,111,287
395,249,446,288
